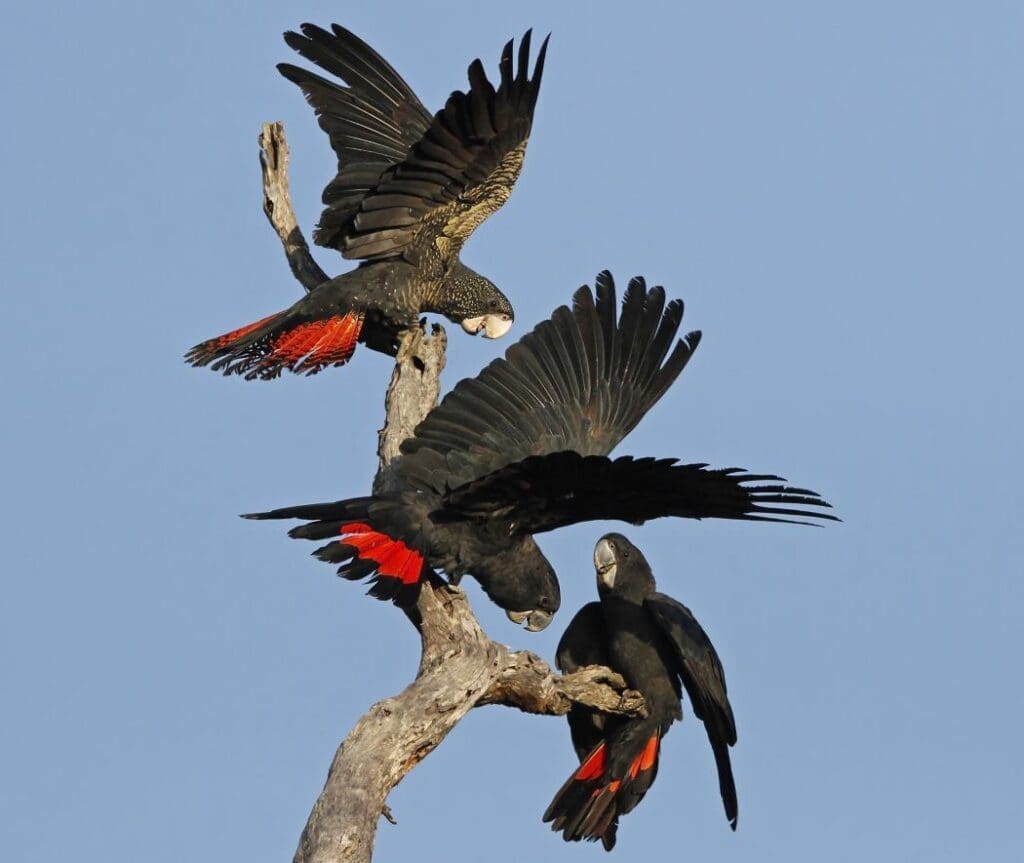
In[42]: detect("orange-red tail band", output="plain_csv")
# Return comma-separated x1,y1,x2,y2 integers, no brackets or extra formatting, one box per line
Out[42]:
186,312,283,365
575,742,607,781
208,313,281,351
264,313,363,375
186,311,364,379
339,522,424,586
580,734,658,799
628,734,660,779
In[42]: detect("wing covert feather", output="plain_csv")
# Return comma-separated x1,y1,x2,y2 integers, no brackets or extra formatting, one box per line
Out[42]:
644,594,734,738
645,591,738,827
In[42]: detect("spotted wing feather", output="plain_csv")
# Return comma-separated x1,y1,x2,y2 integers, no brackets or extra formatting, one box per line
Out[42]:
338,31,549,263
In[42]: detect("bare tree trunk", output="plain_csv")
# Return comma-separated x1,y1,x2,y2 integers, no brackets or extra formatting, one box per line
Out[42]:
257,122,644,863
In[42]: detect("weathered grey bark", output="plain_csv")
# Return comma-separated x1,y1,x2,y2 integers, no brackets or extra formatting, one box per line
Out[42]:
373,324,447,496
258,122,644,863
259,122,329,291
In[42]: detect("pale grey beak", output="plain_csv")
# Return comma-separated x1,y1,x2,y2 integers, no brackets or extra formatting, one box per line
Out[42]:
594,538,617,572
594,538,617,588
461,315,486,335
461,314,513,339
482,314,513,339
506,608,553,632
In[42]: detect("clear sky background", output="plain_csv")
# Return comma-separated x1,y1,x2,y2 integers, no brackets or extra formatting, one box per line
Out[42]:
2,1,1022,860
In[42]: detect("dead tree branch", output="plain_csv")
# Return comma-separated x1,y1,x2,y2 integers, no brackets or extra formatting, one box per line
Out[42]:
257,121,644,863
373,324,447,496
479,658,647,718
259,122,329,291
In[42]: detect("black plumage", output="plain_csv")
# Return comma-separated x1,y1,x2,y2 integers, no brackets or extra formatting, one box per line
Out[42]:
244,272,837,628
186,24,547,379
544,534,737,849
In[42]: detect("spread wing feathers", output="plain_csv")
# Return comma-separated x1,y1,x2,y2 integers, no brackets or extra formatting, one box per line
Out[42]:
398,274,698,494
645,592,738,830
338,30,549,262
277,24,434,251
442,453,839,534
241,495,433,604
555,603,615,761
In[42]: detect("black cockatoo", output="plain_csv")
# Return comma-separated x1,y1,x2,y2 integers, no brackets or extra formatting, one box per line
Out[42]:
545,533,737,849
244,272,836,629
187,24,547,379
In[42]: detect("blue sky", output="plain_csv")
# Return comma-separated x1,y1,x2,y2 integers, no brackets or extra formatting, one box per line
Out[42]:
2,1,1022,860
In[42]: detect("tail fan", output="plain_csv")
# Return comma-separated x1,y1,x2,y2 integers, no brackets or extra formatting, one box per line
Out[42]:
242,501,426,604
313,521,426,602
543,732,661,851
185,310,363,380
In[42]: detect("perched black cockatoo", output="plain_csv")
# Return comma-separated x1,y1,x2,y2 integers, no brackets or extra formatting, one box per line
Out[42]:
244,272,836,628
545,533,737,850
186,24,548,379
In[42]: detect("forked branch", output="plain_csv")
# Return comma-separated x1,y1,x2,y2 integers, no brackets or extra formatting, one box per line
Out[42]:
258,121,644,863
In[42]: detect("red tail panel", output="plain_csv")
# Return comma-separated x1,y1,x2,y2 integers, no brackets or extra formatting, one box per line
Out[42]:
186,312,283,364
263,313,364,375
186,311,364,379
339,522,424,586
546,734,661,849
209,313,281,350
628,734,659,779
575,742,607,781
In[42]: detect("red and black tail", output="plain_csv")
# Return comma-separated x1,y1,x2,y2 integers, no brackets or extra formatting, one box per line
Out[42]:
310,521,427,604
543,731,661,851
243,499,426,605
185,309,364,380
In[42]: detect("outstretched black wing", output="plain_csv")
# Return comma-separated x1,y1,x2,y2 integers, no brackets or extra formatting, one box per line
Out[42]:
400,270,835,528
399,272,699,494
285,27,548,263
444,453,838,533
278,24,434,252
645,592,738,830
